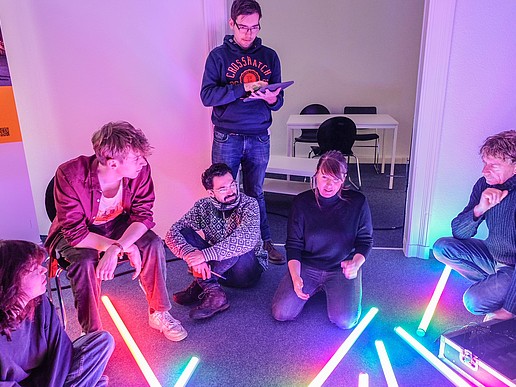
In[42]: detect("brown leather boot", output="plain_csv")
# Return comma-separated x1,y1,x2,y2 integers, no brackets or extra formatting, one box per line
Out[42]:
264,240,286,265
189,282,229,320
173,280,203,305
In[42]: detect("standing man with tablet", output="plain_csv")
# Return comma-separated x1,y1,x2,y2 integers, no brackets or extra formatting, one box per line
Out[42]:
200,0,286,265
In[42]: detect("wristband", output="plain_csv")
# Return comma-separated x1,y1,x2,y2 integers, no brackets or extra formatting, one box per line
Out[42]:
111,242,124,257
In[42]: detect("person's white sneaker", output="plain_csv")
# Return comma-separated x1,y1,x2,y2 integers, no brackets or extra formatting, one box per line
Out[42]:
149,311,187,342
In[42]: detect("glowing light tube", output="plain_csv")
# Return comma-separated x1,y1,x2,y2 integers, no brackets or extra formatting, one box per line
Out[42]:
417,265,452,336
358,372,369,387
394,326,470,387
308,307,379,387
101,295,162,387
174,357,200,387
375,340,399,387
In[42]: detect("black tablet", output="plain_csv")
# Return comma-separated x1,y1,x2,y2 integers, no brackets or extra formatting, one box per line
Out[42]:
243,81,294,102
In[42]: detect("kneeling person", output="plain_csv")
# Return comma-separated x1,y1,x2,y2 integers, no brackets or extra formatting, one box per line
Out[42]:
166,163,267,320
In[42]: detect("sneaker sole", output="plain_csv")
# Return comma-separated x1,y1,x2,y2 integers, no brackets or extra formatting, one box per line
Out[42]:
268,258,286,265
190,302,230,320
149,321,188,342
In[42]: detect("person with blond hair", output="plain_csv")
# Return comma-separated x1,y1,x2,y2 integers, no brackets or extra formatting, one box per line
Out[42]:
433,130,516,321
45,121,187,341
272,151,373,329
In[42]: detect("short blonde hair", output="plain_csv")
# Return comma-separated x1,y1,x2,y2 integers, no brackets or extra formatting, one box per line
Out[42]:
91,121,152,165
480,130,516,164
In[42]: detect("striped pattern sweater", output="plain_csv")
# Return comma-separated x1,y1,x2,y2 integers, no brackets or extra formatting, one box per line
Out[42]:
451,174,516,265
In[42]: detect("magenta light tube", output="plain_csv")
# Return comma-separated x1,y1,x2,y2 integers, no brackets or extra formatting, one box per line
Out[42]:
101,295,162,387
417,265,452,336
394,326,470,387
308,307,379,387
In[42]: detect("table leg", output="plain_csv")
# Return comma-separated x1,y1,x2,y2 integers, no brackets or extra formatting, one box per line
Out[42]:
287,126,293,157
388,125,398,189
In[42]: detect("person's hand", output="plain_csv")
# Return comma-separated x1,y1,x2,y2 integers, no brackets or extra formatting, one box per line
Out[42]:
292,275,309,300
184,250,206,267
341,254,365,279
96,245,119,280
244,80,268,92
191,262,211,280
248,87,281,104
474,188,509,218
125,244,142,280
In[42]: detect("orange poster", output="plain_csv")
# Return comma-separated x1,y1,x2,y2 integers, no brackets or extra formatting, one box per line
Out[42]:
0,25,22,144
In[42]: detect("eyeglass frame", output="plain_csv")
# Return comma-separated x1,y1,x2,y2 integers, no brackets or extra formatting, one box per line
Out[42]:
210,180,239,195
233,21,261,34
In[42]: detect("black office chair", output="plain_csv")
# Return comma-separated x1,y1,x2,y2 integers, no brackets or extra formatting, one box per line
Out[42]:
45,176,69,328
310,116,361,189
292,103,330,157
344,106,380,173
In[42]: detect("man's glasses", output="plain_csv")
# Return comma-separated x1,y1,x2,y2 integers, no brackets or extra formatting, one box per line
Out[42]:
234,22,261,34
212,181,238,195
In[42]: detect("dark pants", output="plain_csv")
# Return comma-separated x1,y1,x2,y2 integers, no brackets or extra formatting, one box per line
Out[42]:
433,237,516,314
180,227,263,288
271,263,362,330
55,216,171,333
212,129,271,241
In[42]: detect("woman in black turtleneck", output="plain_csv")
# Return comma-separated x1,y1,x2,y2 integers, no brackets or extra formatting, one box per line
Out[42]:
272,151,373,329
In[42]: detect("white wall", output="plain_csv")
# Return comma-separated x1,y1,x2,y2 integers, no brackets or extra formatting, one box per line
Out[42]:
259,0,424,162
0,142,39,242
0,0,213,237
404,0,516,258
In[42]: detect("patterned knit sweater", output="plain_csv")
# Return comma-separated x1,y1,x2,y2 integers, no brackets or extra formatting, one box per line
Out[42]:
451,174,516,265
165,193,267,269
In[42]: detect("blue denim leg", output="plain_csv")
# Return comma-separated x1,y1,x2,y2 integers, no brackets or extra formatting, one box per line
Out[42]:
433,237,496,281
211,130,244,180
433,237,512,314
65,330,114,387
180,228,263,288
271,264,323,322
322,268,362,329
272,264,362,329
212,129,271,241
464,263,514,314
241,134,271,241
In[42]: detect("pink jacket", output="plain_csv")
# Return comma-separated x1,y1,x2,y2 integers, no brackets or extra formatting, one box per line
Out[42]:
45,155,155,257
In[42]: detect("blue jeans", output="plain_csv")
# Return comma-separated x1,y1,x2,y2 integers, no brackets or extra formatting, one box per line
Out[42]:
433,237,516,314
65,330,114,387
56,215,171,333
271,263,362,329
212,129,271,241
181,228,263,288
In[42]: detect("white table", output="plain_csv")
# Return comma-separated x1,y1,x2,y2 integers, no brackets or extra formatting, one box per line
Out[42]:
286,114,399,189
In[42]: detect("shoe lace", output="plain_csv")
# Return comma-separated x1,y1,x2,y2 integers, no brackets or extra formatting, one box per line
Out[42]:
155,311,181,329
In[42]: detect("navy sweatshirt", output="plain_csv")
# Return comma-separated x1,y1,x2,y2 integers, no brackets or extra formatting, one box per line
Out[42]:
286,190,373,271
200,35,283,135
0,297,73,386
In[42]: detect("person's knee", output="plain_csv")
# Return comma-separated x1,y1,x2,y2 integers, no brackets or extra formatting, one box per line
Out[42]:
463,291,484,314
271,305,296,322
432,237,454,264
330,313,360,330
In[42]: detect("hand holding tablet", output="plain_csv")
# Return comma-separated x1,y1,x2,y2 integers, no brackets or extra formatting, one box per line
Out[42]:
243,80,294,102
